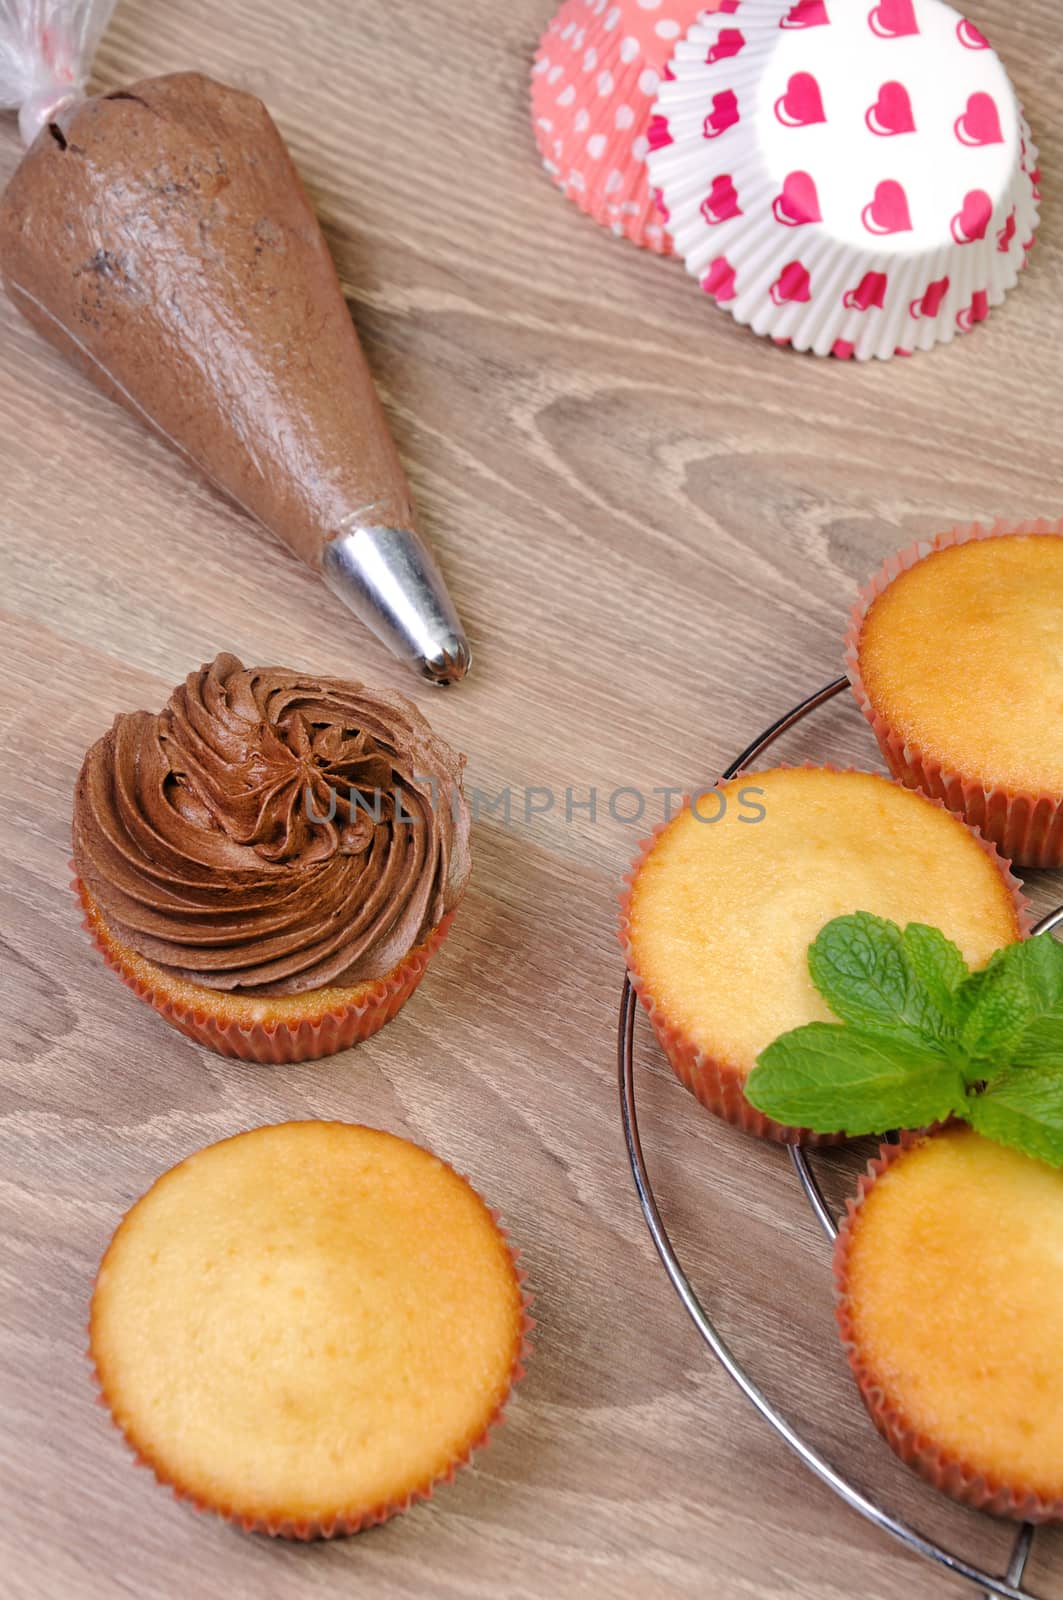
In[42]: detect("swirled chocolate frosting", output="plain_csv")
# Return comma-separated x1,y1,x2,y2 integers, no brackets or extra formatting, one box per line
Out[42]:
72,655,471,995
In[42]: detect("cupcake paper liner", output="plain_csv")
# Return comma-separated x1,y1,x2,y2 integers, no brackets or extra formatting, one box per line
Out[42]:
834,1134,1063,1523
647,0,1041,358
89,1157,534,1540
75,873,456,1063
618,765,1031,1145
845,519,1063,871
531,0,712,252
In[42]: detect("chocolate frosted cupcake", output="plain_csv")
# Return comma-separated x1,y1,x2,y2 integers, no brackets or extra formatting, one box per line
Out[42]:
73,654,470,1061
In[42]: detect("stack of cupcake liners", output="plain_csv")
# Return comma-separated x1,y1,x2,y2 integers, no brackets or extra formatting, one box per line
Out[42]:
531,0,1041,359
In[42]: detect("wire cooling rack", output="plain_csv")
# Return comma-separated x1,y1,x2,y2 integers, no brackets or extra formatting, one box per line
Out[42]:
618,676,1063,1600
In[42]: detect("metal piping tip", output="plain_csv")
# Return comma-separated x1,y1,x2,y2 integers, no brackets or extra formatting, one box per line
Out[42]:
321,524,472,687
417,636,473,687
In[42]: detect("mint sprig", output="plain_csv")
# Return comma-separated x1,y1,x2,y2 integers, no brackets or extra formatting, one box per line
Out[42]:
748,1025,965,1135
745,913,1063,1167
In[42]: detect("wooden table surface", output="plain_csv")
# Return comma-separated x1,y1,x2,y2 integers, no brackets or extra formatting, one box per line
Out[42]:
2,1,1062,1596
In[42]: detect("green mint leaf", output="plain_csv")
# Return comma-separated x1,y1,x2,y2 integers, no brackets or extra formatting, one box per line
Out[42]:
807,913,959,1050
1002,930,1063,1009
966,1067,1063,1168
758,916,1063,1157
958,964,1031,1068
995,935,1063,1069
901,924,969,1021
956,934,1063,1070
747,1024,966,1136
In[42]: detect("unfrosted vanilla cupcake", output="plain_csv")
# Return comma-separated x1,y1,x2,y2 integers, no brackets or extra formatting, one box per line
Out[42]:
74,654,470,1061
835,1127,1063,1522
620,767,1026,1141
847,521,1063,869
90,1122,529,1537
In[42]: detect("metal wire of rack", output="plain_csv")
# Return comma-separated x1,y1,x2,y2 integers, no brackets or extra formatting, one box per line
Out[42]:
618,676,1063,1600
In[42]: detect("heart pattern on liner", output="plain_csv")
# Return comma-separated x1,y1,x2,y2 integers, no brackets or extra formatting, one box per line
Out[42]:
648,115,673,151
868,0,919,38
707,30,745,64
957,17,989,49
774,71,826,127
844,271,889,311
861,178,913,235
770,260,812,304
772,170,822,226
910,276,950,317
951,187,993,243
955,91,1003,146
701,256,737,301
701,174,743,224
866,81,915,136
703,89,740,138
956,289,990,330
780,0,830,28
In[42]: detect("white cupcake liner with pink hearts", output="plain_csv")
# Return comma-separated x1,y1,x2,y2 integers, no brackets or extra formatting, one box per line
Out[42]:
532,0,712,254
647,0,1041,358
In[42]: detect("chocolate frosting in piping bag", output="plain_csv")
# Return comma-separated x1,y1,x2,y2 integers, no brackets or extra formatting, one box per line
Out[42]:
72,655,472,995
0,58,470,681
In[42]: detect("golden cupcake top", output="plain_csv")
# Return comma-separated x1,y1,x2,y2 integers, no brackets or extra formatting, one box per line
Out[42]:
624,767,1021,1078
72,654,471,996
855,531,1063,795
90,1122,526,1535
838,1127,1063,1510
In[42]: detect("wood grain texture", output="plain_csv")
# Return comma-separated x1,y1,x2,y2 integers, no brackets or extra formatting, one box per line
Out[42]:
1,1,1062,1596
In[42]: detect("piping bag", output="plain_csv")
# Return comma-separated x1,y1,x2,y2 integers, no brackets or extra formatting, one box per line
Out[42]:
0,1,471,685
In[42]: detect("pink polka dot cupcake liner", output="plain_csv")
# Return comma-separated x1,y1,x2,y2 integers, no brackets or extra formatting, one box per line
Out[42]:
646,0,1040,358
531,0,717,252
